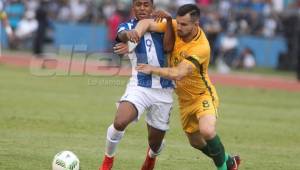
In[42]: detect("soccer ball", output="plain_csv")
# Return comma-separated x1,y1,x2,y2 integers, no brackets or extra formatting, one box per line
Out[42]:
52,151,80,170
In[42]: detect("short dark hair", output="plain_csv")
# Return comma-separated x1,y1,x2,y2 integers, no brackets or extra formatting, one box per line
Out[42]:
132,0,154,4
177,4,200,22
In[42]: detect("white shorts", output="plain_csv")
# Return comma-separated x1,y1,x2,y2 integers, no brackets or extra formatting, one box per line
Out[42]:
119,85,173,131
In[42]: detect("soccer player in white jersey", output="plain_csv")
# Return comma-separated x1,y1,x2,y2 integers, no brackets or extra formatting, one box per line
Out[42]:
99,0,175,170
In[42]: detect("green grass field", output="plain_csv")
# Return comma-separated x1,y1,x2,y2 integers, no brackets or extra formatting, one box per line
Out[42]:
0,65,300,170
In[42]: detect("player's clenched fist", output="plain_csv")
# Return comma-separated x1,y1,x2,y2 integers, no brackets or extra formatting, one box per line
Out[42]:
125,30,140,43
152,10,172,22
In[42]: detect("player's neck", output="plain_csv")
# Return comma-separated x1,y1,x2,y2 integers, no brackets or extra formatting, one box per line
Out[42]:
182,27,199,43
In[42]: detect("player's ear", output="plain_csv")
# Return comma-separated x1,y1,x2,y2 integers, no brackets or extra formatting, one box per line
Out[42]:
131,0,136,10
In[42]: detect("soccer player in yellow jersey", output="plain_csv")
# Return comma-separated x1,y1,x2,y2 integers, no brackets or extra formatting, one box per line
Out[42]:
133,4,241,170
0,2,14,42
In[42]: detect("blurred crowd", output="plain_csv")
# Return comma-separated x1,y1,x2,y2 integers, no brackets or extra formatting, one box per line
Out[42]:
2,0,299,36
1,0,300,70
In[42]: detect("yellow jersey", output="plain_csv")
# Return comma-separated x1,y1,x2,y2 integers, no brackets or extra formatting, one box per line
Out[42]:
157,21,218,106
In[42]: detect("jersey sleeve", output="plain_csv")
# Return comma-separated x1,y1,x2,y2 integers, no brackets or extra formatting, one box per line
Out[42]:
116,22,132,42
117,22,129,33
182,43,210,69
152,19,177,33
183,55,206,70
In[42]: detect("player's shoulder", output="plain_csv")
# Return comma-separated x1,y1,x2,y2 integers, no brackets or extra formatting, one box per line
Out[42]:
119,18,138,26
191,31,210,52
118,18,138,30
124,18,138,24
196,29,210,44
184,45,209,62
185,43,204,55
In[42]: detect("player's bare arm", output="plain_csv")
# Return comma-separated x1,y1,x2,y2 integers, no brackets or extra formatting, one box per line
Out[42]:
152,10,175,53
113,42,129,55
117,29,140,43
136,61,193,80
123,18,165,40
116,19,160,44
120,17,171,44
115,10,174,55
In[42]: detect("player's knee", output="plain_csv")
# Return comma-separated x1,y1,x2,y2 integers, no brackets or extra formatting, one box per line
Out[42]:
199,125,216,140
148,135,163,152
149,140,165,155
113,103,137,131
113,119,128,131
149,141,162,152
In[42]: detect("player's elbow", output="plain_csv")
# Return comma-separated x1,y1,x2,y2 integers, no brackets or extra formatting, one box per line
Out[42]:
173,73,185,81
170,68,186,80
117,32,128,43
175,76,184,81
163,45,174,53
163,37,175,53
163,38,174,53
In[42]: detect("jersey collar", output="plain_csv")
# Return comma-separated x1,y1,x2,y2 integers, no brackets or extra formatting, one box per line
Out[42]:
193,27,202,41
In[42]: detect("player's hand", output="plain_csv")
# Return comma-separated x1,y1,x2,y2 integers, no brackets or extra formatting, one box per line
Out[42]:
114,43,129,55
152,10,172,23
136,64,154,74
125,30,140,43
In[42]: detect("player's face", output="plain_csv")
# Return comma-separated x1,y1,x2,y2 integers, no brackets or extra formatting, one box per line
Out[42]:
176,14,197,38
132,0,153,20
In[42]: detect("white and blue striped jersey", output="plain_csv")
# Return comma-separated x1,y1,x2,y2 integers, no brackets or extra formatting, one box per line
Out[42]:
117,19,174,89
